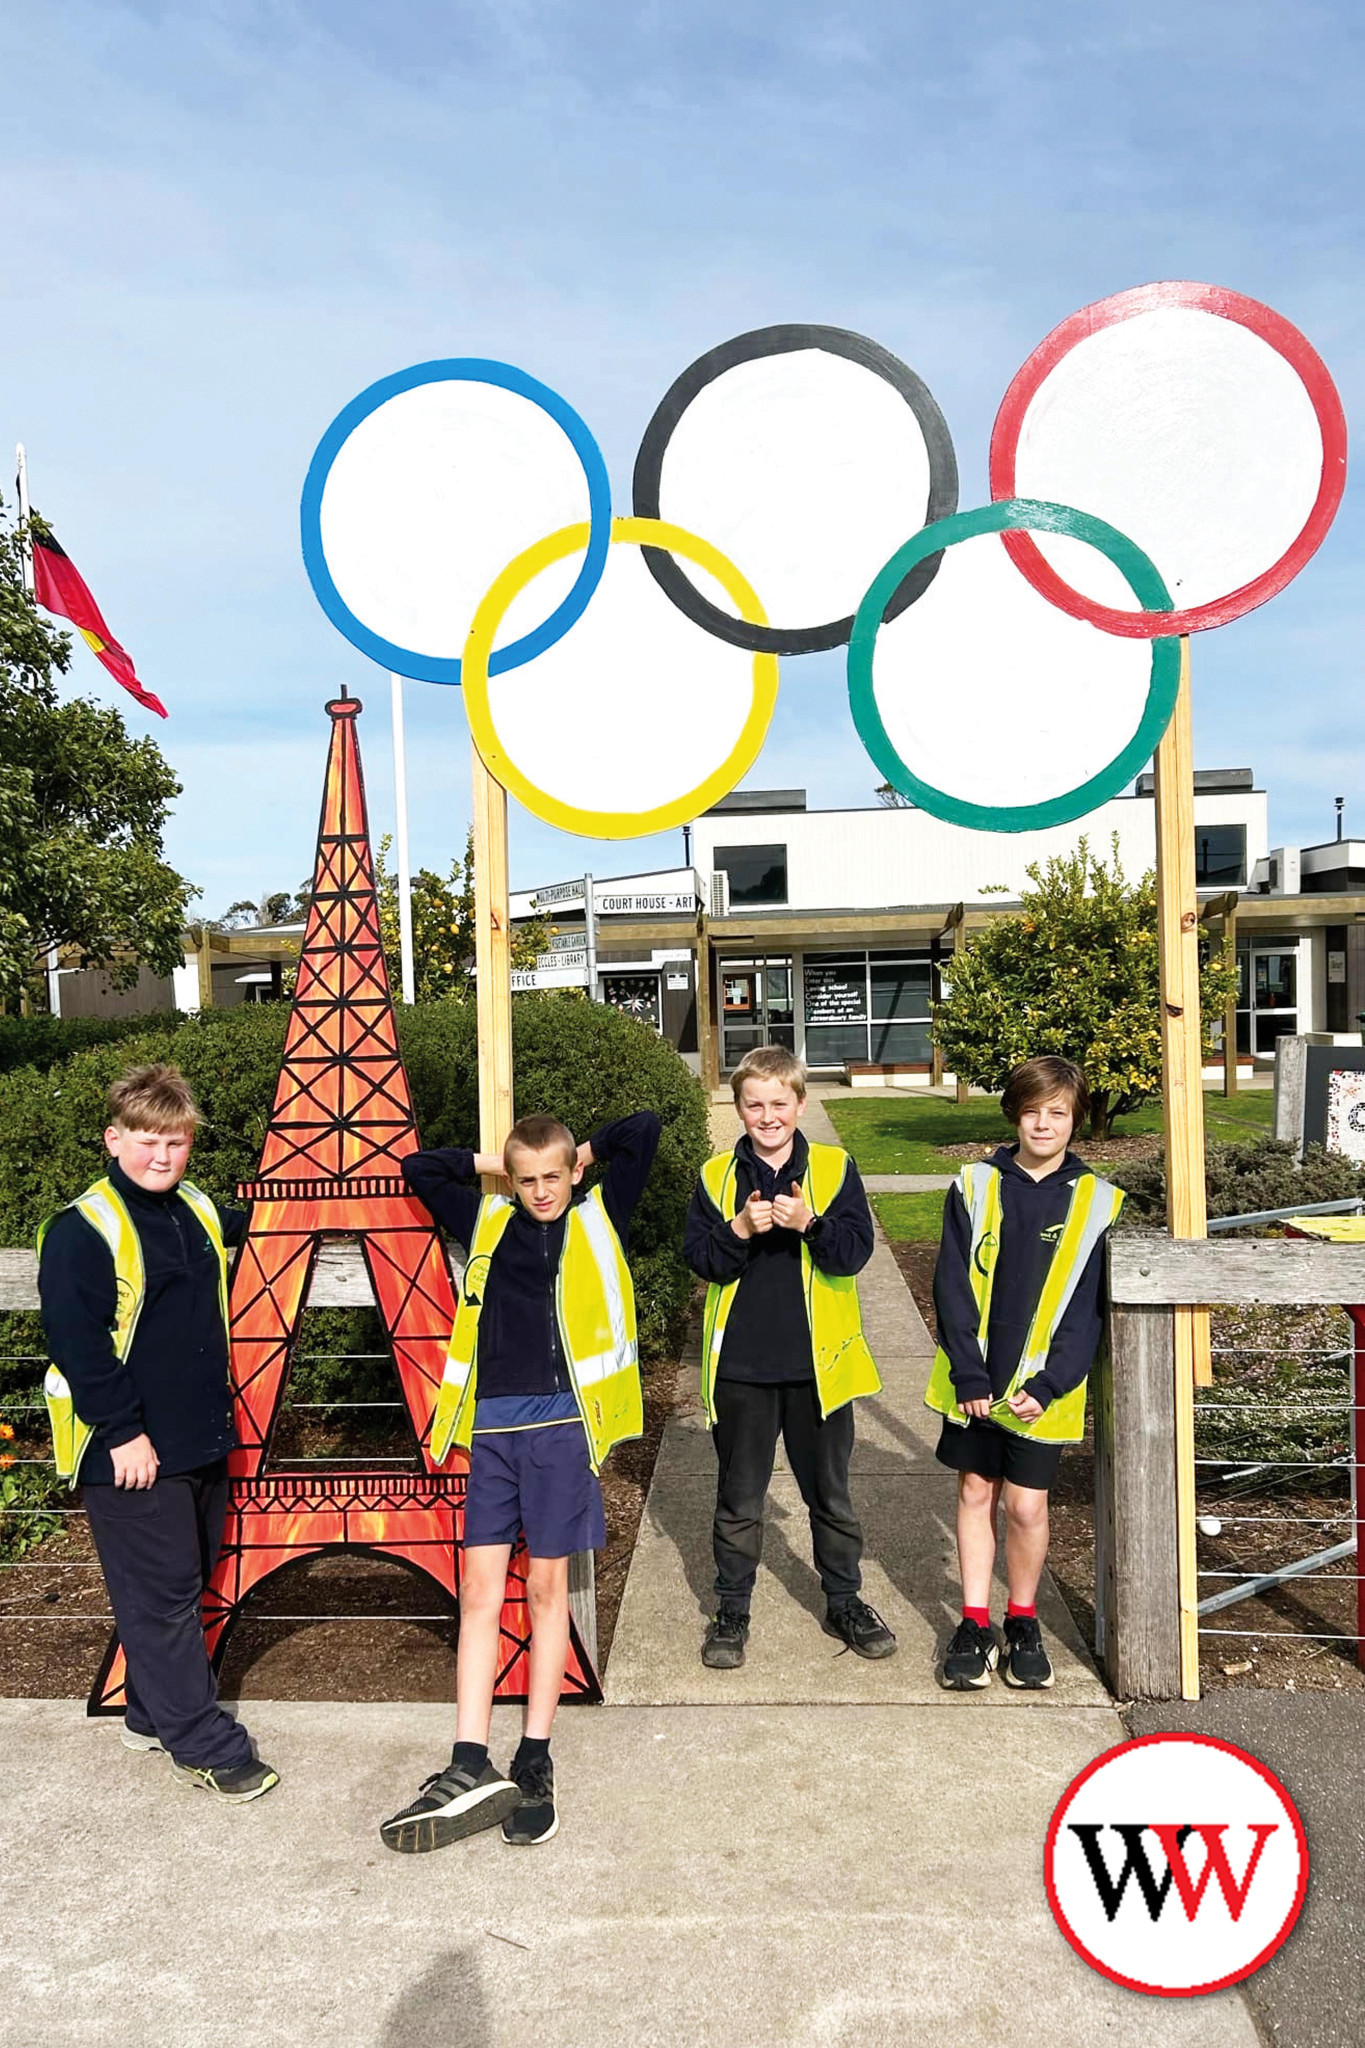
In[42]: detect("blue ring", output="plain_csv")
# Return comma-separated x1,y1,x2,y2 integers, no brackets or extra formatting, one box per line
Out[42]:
300,358,611,686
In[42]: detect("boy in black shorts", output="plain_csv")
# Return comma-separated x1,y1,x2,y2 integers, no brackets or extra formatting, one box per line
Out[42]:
381,1109,659,1851
926,1057,1123,1690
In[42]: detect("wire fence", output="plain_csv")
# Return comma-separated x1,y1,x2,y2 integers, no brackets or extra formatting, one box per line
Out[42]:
1194,1302,1363,1668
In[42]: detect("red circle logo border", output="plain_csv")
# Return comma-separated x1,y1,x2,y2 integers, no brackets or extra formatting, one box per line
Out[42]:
990,281,1348,638
1043,1731,1310,1998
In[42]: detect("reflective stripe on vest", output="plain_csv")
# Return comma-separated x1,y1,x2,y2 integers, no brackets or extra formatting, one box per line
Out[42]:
429,1185,641,1475
923,1160,1123,1445
37,1178,231,1484
697,1141,881,1425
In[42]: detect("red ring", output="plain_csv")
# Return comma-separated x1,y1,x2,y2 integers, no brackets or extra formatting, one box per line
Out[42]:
990,282,1348,637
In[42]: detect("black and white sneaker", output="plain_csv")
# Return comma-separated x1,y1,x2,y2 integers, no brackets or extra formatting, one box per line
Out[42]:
823,1598,897,1660
701,1609,750,1669
380,1758,521,1853
1002,1614,1055,1689
940,1618,1000,1690
502,1756,558,1846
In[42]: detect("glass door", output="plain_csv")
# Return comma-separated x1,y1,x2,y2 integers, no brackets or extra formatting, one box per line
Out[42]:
720,956,795,1069
1252,948,1298,1054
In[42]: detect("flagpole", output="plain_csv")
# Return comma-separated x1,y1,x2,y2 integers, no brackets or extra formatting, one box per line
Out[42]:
16,444,60,1018
390,673,416,1005
14,443,32,592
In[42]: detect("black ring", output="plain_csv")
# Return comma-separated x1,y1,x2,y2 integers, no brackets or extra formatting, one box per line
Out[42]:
632,323,958,655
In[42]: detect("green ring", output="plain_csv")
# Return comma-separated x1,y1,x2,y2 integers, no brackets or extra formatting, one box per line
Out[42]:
847,498,1181,833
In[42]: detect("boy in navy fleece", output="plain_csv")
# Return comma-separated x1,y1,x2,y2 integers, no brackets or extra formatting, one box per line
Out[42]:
927,1056,1123,1691
381,1109,659,1852
38,1064,277,1802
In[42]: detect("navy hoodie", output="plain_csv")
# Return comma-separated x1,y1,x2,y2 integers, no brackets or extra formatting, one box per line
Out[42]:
38,1160,245,1483
401,1112,660,1400
932,1145,1108,1411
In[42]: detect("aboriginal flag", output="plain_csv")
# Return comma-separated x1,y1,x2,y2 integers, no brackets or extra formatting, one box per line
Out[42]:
30,525,167,719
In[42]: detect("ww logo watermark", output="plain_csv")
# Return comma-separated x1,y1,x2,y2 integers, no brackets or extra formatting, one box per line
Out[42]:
1044,1734,1307,1996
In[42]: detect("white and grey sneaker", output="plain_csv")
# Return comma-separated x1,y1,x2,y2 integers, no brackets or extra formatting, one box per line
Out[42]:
120,1724,165,1754
380,1758,521,1854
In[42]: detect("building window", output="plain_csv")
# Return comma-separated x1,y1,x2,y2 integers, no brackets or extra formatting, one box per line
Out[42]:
1196,824,1246,888
802,949,931,1067
715,843,787,906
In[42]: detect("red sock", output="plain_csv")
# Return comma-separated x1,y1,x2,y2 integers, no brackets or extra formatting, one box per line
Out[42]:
962,1605,990,1629
1006,1599,1037,1620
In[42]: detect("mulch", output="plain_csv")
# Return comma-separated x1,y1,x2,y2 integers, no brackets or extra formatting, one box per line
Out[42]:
0,1351,677,1704
937,1134,1163,1164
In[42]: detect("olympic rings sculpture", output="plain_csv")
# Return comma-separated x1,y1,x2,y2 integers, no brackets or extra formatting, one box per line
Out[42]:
301,293,1346,839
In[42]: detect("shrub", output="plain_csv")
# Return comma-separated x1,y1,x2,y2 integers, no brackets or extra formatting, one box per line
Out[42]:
0,996,707,1439
1114,1137,1365,1232
0,1012,189,1077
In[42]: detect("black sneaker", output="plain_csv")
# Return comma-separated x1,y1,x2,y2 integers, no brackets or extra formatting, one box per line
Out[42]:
170,1758,280,1802
701,1608,750,1669
380,1758,521,1853
502,1755,558,1846
941,1618,1000,1690
823,1598,898,1660
1002,1614,1055,1689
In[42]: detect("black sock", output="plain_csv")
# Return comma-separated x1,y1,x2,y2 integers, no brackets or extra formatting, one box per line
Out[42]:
450,1740,489,1776
513,1735,551,1768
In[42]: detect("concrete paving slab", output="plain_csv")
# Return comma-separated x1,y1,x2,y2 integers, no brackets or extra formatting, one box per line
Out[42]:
863,1173,956,1192
0,1697,1261,2048
604,1468,1108,1708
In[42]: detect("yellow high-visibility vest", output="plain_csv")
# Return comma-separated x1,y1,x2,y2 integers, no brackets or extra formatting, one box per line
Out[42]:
924,1159,1124,1445
697,1142,881,1424
429,1185,641,1476
37,1177,231,1483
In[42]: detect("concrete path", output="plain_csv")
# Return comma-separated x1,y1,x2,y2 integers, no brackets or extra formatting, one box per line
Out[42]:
0,1697,1260,2048
862,1173,955,1192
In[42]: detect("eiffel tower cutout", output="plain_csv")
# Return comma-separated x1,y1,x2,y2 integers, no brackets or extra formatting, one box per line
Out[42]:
89,693,600,1711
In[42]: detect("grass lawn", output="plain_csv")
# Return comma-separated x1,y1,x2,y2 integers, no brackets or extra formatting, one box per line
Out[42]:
829,1085,1272,1177
870,1190,946,1242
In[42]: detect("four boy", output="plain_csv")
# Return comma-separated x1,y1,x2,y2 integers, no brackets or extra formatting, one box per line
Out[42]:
37,1045,1121,1835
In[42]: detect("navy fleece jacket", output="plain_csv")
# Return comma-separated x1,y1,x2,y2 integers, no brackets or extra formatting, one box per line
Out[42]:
932,1145,1108,1411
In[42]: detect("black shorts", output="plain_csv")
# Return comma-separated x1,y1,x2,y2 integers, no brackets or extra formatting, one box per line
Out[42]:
934,1415,1063,1492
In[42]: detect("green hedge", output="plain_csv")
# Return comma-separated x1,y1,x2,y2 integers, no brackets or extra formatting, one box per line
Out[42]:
0,1012,190,1077
0,995,708,1368
0,996,707,1542
1114,1137,1365,1230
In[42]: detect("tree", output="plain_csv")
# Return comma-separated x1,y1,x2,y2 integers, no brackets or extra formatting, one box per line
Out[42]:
373,831,548,1002
0,499,194,1007
213,884,312,930
875,782,913,808
934,838,1240,1138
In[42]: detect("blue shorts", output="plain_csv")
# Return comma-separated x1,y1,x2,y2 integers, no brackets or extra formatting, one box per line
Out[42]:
464,1422,605,1557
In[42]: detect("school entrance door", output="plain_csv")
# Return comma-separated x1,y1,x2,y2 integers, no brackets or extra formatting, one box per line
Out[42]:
720,956,795,1071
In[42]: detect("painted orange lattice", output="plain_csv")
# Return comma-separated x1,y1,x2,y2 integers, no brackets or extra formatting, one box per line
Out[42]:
88,694,599,1712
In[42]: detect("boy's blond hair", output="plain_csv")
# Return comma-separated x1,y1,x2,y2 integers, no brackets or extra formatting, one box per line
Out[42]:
730,1044,807,1105
503,1113,576,1175
106,1063,204,1134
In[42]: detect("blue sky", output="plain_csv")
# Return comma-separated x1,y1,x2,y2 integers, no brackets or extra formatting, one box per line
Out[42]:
2,0,1361,912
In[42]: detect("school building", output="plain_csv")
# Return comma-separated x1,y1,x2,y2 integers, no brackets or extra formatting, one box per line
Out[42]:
48,768,1365,1087
507,770,1365,1087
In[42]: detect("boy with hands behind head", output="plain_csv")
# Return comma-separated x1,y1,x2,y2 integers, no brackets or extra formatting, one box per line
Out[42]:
684,1047,894,1668
383,1108,659,1852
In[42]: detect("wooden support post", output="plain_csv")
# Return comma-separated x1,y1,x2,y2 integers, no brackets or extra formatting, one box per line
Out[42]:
930,930,944,1088
1093,1302,1183,1698
1152,637,1209,1699
1223,899,1238,1097
471,738,513,1164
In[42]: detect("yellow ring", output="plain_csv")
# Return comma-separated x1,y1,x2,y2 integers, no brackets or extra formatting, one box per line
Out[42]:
462,514,779,839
